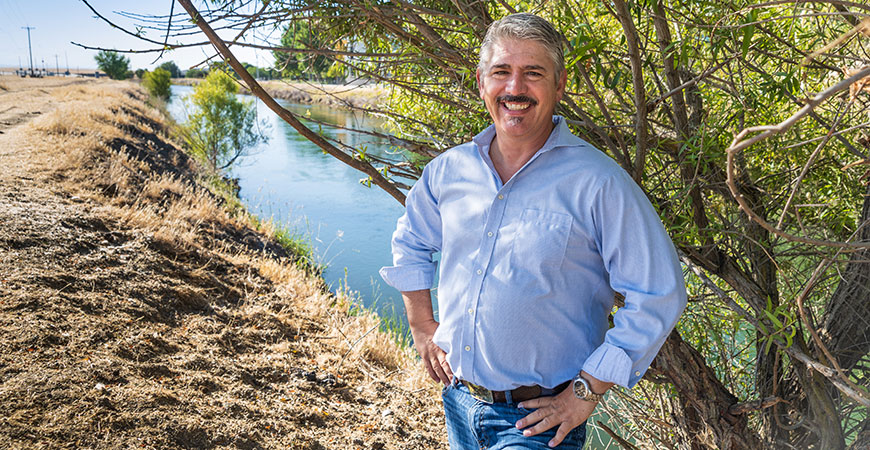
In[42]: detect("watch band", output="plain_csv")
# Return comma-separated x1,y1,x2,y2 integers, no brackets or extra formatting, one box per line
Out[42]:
572,374,605,403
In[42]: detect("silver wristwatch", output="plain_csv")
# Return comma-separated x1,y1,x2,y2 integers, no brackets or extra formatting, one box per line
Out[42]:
572,373,604,403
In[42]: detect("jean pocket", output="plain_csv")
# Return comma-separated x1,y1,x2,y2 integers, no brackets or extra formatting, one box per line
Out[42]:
510,209,572,268
441,381,453,395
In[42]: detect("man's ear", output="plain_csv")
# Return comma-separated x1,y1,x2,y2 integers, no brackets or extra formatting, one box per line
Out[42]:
476,68,484,99
555,69,567,103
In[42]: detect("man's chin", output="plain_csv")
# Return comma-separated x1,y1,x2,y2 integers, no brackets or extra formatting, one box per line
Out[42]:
504,117,525,127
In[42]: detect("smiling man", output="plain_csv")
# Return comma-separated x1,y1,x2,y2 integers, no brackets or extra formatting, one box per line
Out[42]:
380,13,687,449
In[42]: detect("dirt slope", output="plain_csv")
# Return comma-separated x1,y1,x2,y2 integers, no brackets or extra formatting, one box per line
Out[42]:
0,76,444,450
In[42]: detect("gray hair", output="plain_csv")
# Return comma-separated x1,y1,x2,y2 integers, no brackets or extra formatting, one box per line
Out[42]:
478,13,565,80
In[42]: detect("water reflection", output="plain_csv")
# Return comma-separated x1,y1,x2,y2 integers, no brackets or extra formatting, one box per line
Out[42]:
168,85,407,322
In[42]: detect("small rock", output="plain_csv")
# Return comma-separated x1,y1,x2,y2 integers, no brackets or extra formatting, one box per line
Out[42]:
95,383,106,391
303,371,317,382
381,409,393,417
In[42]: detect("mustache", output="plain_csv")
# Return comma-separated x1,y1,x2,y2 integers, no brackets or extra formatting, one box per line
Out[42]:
496,95,538,105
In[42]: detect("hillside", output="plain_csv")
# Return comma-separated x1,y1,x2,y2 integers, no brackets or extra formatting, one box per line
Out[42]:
0,76,444,449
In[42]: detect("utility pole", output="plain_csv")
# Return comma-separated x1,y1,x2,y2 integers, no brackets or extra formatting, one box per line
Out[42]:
54,55,59,76
22,26,35,76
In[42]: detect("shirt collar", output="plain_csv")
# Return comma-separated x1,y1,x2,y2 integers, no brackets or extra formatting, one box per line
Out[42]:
472,116,582,156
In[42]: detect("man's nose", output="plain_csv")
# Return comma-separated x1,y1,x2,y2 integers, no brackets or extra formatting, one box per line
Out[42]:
505,73,527,94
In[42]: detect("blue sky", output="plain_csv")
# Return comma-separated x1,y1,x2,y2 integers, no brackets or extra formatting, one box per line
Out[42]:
0,0,275,71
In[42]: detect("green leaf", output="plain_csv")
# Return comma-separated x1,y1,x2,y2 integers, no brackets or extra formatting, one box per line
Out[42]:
741,24,755,59
764,310,782,328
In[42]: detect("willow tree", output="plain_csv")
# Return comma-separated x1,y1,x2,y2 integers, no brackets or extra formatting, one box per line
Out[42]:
84,0,870,447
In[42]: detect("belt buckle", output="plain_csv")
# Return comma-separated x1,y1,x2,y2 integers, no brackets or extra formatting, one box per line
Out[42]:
466,381,494,403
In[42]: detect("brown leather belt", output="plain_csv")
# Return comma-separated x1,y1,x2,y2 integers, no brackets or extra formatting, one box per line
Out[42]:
461,380,570,404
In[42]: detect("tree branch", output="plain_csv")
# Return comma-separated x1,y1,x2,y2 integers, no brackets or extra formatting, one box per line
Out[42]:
177,0,406,205
726,65,870,249
611,0,650,183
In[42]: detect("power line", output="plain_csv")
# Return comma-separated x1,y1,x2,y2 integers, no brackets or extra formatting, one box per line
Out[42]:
0,2,23,49
1,0,27,26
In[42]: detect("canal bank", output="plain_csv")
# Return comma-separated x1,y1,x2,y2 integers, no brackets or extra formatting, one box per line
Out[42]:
0,76,444,449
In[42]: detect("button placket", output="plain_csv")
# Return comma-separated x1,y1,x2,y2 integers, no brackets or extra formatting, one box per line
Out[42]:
462,185,511,379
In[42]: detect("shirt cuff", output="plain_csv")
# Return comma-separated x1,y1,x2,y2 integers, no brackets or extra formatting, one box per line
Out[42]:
581,342,636,388
379,262,437,292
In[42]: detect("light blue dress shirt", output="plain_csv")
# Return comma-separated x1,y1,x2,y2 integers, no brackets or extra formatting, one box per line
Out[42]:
380,116,687,390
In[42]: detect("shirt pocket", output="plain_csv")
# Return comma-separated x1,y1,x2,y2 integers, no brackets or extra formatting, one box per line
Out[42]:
510,209,573,268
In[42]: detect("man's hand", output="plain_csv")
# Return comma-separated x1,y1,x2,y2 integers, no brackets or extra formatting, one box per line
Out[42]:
409,318,453,385
515,372,613,447
401,289,453,385
514,388,595,447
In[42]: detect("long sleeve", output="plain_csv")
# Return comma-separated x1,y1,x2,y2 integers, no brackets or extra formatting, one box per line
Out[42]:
379,164,443,292
581,170,688,388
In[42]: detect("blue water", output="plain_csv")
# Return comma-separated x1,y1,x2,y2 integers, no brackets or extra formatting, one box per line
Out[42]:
168,85,407,319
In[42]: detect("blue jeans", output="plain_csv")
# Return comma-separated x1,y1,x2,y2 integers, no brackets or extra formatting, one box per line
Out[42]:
442,381,587,449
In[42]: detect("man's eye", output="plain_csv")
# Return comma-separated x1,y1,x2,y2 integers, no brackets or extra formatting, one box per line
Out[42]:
527,72,543,78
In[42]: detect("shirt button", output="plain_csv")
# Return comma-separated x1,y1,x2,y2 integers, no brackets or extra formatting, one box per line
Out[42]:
465,346,471,351
498,194,504,200
635,371,641,376
487,231,493,237
476,269,482,275
468,308,474,314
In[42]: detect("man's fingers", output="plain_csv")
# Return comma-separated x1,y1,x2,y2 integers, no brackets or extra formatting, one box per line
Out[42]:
422,360,439,383
416,340,451,385
517,396,550,409
429,344,452,384
515,406,546,429
438,355,454,379
433,361,450,385
548,424,571,448
522,415,555,437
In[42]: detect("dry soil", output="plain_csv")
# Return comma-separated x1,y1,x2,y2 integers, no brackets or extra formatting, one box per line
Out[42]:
0,75,444,450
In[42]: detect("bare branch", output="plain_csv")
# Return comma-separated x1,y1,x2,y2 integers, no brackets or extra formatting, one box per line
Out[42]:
726,65,870,248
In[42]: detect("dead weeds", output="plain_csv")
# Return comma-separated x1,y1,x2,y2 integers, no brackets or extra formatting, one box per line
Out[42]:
0,76,443,450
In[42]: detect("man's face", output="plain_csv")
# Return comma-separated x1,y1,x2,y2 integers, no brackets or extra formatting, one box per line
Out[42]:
476,38,566,145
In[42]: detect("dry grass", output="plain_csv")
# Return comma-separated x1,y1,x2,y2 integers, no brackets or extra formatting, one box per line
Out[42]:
263,80,388,108
176,77,388,109
0,78,444,449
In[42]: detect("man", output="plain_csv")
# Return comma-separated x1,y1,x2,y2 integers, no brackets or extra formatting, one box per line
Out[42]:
380,13,686,449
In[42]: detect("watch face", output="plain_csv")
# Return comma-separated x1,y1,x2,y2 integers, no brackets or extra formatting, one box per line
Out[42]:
573,377,589,398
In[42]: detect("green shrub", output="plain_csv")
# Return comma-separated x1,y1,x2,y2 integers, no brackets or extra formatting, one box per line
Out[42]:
142,68,172,100
180,70,266,172
94,51,130,80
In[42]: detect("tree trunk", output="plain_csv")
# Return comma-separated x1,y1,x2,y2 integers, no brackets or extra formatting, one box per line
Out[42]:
650,330,762,449
821,182,870,374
